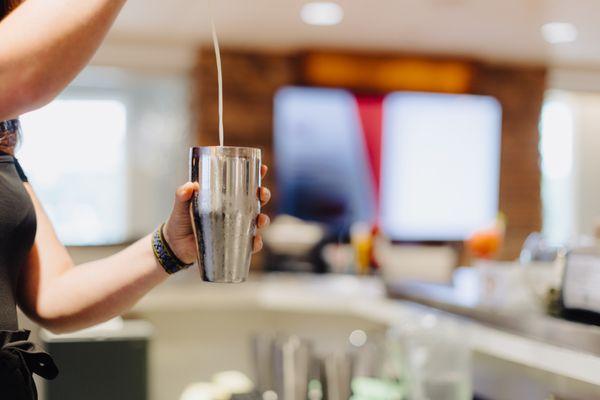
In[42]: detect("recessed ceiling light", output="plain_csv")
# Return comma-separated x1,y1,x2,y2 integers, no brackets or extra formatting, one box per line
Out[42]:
541,22,578,44
300,2,344,26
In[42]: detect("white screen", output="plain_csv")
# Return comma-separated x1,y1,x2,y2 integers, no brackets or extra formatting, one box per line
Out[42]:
380,92,502,241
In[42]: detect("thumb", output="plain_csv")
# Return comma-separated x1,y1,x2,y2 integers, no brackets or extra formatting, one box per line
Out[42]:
172,182,198,216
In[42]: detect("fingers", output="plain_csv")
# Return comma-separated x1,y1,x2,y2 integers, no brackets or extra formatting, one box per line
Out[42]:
259,187,271,205
257,213,270,229
259,165,270,207
252,214,269,253
253,235,263,253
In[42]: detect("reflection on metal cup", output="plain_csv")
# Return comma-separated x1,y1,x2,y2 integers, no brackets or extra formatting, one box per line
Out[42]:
189,146,262,283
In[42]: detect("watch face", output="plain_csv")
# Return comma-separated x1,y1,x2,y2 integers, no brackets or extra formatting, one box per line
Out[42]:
563,251,600,313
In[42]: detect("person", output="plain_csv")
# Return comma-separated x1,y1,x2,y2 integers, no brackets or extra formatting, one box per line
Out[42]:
0,1,271,398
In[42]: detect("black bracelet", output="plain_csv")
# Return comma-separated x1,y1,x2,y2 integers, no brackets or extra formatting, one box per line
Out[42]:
152,223,193,274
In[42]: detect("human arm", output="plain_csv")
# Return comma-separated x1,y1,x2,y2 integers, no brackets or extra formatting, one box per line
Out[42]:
0,0,128,120
17,167,271,333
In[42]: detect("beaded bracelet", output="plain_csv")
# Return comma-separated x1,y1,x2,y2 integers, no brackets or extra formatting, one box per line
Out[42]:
152,223,193,274
0,119,19,154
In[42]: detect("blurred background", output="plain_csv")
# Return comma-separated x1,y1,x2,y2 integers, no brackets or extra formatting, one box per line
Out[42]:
16,1,600,399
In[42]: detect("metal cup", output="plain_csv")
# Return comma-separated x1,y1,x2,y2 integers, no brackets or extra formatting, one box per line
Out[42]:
250,332,277,393
189,146,262,283
273,335,313,400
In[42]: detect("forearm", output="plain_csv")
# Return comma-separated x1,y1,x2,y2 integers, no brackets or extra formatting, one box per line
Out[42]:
34,234,168,333
18,172,269,333
0,0,127,120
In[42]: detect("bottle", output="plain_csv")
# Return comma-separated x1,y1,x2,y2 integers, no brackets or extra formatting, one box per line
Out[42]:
350,222,373,275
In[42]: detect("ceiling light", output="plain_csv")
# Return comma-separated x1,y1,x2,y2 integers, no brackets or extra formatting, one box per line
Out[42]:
300,2,344,26
541,22,578,44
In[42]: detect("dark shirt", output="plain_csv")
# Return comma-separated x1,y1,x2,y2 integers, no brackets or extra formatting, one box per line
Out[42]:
0,153,36,330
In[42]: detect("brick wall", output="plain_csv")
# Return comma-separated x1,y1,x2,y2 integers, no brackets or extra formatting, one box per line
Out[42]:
193,48,546,261
472,64,546,259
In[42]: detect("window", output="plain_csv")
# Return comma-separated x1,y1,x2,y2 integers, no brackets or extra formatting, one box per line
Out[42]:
20,97,128,245
16,67,192,246
539,92,575,245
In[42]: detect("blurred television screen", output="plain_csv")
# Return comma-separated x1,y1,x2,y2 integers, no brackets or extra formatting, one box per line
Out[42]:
274,87,377,234
274,86,502,241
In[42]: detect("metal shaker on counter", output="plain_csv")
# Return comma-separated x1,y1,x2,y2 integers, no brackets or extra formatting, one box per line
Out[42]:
323,352,353,400
189,146,262,283
273,336,313,400
251,333,277,394
251,333,316,400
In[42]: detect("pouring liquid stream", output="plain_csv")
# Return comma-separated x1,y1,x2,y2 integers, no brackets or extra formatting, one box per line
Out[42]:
211,14,224,147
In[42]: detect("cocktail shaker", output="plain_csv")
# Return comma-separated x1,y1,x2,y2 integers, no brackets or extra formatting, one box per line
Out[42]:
273,336,312,400
189,146,262,283
251,333,277,393
323,352,353,400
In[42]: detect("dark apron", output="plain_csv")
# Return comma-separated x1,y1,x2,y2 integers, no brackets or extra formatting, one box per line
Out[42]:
0,330,58,399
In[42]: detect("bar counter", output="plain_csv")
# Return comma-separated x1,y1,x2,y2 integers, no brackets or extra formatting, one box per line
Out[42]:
128,272,600,399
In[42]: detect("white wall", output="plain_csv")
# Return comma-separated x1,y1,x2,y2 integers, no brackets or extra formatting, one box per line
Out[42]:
571,93,600,236
92,36,196,75
545,69,600,239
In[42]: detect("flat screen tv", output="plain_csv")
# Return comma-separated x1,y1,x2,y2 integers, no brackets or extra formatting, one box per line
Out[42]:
274,86,502,241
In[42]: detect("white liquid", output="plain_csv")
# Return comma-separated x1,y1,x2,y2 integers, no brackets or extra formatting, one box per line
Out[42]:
211,13,224,147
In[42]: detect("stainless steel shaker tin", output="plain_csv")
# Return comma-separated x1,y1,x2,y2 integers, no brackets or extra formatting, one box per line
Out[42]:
189,146,262,283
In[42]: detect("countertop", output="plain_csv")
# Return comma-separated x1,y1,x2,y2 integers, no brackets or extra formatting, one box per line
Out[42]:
387,280,600,357
131,272,600,388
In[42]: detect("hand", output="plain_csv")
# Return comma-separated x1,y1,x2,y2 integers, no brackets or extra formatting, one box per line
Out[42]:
163,165,271,264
